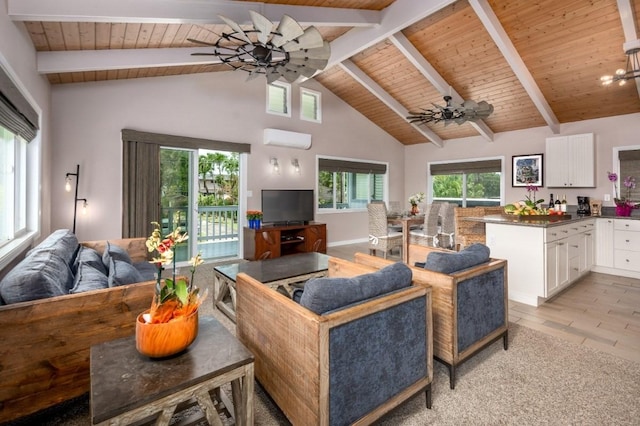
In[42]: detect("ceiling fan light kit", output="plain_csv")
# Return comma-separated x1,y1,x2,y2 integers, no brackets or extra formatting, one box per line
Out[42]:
407,95,494,126
188,11,331,84
601,39,640,87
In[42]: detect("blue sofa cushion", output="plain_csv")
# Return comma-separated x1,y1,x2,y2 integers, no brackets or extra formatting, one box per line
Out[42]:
299,262,412,315
26,229,79,266
0,250,73,303
133,261,158,281
422,243,490,274
70,262,109,293
102,241,133,269
108,259,144,287
73,246,107,276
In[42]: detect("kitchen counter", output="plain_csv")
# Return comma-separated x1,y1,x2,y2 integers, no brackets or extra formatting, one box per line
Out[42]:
467,213,640,228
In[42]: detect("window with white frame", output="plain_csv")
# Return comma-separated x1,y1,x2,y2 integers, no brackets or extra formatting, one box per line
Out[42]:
0,64,40,265
429,158,503,207
0,126,27,247
317,157,387,211
266,81,291,117
300,88,321,123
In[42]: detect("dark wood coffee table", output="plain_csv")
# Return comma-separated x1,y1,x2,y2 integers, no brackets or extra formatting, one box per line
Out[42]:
214,252,330,322
90,316,254,426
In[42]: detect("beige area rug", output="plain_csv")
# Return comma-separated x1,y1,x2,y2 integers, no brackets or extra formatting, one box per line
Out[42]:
5,266,639,426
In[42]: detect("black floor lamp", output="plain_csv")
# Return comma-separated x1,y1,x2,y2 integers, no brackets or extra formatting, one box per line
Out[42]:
65,164,88,234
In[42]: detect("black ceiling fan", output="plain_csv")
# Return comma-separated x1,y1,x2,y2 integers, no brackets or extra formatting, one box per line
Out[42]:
188,11,331,84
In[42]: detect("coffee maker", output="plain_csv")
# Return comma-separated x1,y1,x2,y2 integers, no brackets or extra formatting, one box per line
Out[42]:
577,196,590,216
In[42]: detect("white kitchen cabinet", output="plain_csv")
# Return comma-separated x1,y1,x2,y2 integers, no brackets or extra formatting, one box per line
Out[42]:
487,218,595,306
595,218,614,267
614,219,640,273
545,133,595,187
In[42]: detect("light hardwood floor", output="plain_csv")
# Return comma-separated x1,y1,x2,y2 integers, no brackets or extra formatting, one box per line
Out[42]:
327,242,640,364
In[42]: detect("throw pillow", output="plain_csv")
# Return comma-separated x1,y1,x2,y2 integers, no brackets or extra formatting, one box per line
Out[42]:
26,229,79,266
299,262,412,315
70,262,109,293
73,246,108,275
423,243,490,274
108,259,144,287
102,241,133,269
0,250,73,304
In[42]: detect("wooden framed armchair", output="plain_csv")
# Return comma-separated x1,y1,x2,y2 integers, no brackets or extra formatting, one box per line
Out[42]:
354,243,508,389
235,257,433,425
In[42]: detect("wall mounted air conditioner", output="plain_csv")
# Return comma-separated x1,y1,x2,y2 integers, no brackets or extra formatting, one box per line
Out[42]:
263,128,312,150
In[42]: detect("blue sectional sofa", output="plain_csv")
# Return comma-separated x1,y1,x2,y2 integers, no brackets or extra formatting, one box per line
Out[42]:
0,230,161,423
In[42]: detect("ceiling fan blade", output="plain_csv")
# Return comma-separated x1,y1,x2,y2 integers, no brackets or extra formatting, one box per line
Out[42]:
282,26,325,52
249,11,273,45
282,62,316,77
288,56,329,70
275,66,301,83
219,15,252,44
288,41,331,61
266,68,282,84
187,38,219,47
271,15,304,47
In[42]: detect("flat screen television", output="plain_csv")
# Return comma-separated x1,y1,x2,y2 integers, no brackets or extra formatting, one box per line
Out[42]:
261,189,314,225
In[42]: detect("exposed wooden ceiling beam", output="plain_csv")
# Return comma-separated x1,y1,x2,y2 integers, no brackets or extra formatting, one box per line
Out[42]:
389,32,495,142
8,0,379,27
615,0,640,98
339,60,444,147
37,48,220,73
327,0,456,68
469,0,560,134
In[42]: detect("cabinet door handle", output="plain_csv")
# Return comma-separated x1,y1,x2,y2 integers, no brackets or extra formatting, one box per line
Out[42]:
550,232,557,236
561,230,569,234
571,245,578,248
558,242,565,246
626,239,630,243
585,233,592,236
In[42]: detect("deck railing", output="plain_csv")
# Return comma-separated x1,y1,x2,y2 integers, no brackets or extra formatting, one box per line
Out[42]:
162,205,239,241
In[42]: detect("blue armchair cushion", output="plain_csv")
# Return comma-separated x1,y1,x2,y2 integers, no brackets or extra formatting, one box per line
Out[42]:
0,250,73,303
102,241,133,269
108,259,143,287
70,262,109,293
299,262,412,315
422,243,490,274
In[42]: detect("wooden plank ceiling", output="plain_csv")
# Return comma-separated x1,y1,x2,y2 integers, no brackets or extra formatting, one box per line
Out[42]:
10,0,640,146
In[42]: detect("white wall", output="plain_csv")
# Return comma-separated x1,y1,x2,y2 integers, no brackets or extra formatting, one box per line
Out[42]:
50,72,405,242
405,112,640,209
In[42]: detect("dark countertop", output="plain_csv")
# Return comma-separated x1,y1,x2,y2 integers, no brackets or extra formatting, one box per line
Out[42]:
468,212,640,228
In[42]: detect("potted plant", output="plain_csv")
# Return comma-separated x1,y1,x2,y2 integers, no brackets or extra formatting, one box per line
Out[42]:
408,192,425,215
247,210,263,229
607,172,637,216
135,222,207,358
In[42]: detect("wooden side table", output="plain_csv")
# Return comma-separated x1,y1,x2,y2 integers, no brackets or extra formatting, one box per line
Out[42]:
90,316,254,426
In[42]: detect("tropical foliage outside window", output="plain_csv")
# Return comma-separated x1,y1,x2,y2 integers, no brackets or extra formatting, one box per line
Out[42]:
318,158,386,210
432,172,501,207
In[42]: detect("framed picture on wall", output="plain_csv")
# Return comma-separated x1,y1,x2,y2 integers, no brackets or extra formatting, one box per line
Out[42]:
512,153,543,187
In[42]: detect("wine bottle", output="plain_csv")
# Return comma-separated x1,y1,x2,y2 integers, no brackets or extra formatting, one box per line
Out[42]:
548,194,554,210
555,197,561,211
561,194,567,212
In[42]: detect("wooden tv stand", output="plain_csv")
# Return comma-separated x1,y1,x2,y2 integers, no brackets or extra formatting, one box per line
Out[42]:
243,222,326,260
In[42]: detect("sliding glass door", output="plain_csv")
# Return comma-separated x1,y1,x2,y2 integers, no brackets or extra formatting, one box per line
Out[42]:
160,148,240,263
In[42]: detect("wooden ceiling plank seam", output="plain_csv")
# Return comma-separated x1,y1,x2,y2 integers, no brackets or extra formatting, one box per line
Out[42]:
469,0,560,133
7,0,379,27
339,59,444,147
389,31,494,142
